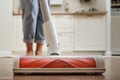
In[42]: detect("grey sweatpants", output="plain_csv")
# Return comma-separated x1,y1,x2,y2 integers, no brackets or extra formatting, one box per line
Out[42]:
20,0,45,44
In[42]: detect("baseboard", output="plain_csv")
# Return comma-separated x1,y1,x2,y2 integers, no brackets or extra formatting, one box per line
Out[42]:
111,48,120,56
0,51,12,55
112,54,120,56
12,51,105,56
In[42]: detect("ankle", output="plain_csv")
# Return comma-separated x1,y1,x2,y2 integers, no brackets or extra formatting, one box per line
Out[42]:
35,50,41,56
26,53,33,56
26,43,33,56
35,43,43,56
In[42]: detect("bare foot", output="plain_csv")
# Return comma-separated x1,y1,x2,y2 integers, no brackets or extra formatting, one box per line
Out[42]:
26,51,33,56
35,43,43,56
26,43,33,56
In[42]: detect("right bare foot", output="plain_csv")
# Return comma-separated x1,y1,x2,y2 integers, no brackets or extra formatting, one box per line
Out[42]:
35,43,43,56
26,43,33,56
26,51,33,56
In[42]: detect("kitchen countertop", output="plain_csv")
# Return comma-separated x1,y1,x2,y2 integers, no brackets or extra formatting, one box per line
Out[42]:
13,11,107,16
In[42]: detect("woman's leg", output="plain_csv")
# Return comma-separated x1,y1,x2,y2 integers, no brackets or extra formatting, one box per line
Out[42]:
35,43,43,55
35,0,45,55
25,43,33,55
20,0,39,55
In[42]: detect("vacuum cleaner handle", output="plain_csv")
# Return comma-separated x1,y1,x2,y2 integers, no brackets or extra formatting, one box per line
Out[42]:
39,0,61,55
39,0,51,22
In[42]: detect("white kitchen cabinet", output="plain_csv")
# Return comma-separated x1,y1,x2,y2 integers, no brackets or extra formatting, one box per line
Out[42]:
52,15,74,51
74,15,106,51
111,16,120,54
13,15,74,52
13,17,25,51
13,15,106,52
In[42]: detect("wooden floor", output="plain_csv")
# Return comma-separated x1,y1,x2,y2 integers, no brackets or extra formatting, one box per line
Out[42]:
13,56,120,80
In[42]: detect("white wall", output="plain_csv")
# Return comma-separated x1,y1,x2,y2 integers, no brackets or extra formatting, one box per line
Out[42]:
0,0,13,51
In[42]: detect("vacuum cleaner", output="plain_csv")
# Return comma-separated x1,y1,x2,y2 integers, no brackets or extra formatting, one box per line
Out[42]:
40,0,61,56
13,0,105,74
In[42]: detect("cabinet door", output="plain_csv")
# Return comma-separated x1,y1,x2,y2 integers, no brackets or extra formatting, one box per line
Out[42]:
111,16,120,52
13,17,24,51
52,15,74,51
74,16,106,51
13,16,74,52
